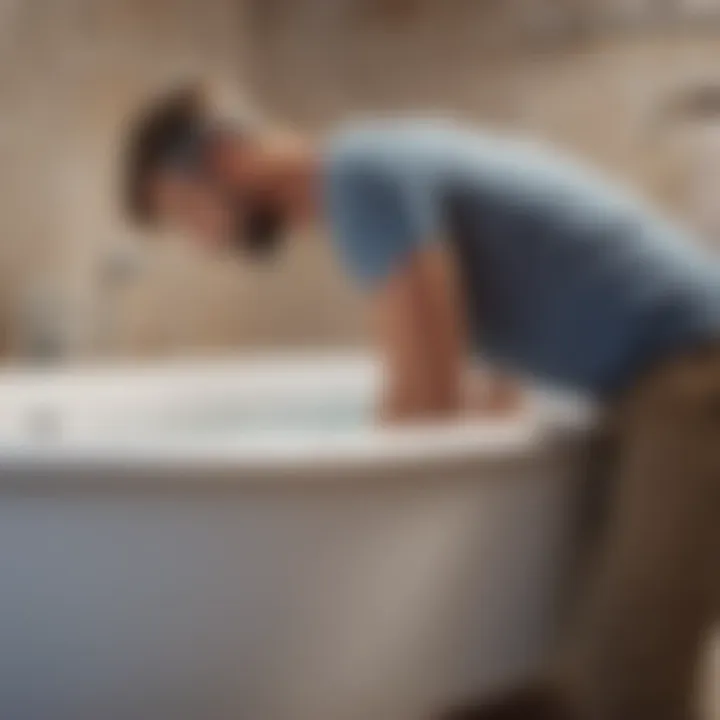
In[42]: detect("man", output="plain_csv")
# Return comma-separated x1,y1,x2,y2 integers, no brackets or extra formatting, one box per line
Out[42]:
122,84,720,720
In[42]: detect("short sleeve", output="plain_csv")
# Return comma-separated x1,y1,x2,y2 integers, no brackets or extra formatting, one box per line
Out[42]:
323,137,442,289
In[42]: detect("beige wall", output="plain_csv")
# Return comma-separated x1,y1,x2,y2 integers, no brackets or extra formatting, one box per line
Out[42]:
0,0,249,359
251,2,720,181
2,0,720,360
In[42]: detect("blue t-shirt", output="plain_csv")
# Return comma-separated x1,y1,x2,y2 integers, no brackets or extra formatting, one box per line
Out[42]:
321,118,720,397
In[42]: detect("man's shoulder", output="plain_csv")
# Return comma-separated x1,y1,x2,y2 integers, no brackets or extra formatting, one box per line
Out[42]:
324,115,466,176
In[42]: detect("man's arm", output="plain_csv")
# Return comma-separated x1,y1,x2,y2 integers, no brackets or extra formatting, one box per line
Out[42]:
323,131,521,421
372,242,465,423
372,242,524,424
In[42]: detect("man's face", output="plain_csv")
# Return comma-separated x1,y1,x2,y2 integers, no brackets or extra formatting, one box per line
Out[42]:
150,152,289,259
152,171,233,251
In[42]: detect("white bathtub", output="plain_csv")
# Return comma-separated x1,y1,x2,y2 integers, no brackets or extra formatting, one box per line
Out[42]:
0,353,594,720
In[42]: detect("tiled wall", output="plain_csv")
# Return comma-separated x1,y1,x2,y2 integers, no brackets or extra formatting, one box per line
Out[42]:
0,0,249,360
2,0,719,360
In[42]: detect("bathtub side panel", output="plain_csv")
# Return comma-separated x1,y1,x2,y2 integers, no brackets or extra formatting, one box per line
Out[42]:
0,448,581,720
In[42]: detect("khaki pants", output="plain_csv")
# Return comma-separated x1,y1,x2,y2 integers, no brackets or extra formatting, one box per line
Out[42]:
443,345,720,720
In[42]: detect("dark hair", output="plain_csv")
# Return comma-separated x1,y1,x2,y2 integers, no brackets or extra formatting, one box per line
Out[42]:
663,84,720,125
122,84,208,227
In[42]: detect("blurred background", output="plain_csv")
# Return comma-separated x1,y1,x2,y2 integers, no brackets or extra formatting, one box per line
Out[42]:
2,0,720,361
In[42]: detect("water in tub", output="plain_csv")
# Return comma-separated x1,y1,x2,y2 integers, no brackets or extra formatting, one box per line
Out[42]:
147,397,372,440
98,386,376,444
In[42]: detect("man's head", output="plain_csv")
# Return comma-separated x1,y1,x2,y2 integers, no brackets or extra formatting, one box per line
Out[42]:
123,84,315,258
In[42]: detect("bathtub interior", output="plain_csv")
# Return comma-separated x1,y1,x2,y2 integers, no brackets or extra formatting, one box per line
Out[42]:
0,355,376,447
0,353,593,460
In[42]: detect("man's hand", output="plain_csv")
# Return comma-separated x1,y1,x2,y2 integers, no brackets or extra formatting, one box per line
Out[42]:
381,369,526,424
463,370,526,418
